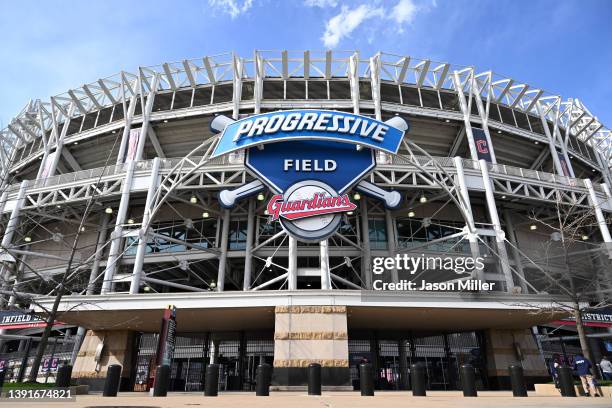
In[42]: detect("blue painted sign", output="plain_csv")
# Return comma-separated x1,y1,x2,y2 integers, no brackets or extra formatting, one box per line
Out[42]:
246,140,374,194
211,109,405,158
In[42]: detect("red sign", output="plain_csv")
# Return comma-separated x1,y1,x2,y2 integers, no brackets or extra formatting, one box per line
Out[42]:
267,193,356,221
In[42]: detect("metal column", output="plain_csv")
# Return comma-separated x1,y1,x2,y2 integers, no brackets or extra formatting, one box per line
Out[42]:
453,71,480,162
584,179,612,248
385,209,398,283
538,106,565,177
217,209,231,292
453,157,484,281
479,159,515,291
360,198,372,289
243,198,255,290
130,158,161,294
0,180,28,307
87,213,111,295
502,210,528,294
320,239,331,290
115,76,141,165
134,74,160,162
101,160,136,294
288,236,297,290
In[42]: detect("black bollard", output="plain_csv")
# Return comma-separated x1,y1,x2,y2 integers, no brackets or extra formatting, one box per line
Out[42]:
204,364,219,396
0,369,5,396
557,366,576,397
509,365,527,397
56,363,73,388
103,364,122,397
410,363,426,396
153,365,170,397
308,363,321,395
359,363,374,396
255,363,272,396
460,364,477,397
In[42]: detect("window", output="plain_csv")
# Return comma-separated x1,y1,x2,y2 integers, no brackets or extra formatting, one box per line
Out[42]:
368,219,387,250
229,220,248,250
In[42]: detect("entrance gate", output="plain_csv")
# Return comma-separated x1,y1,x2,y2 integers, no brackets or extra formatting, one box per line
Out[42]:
133,331,273,392
348,331,488,391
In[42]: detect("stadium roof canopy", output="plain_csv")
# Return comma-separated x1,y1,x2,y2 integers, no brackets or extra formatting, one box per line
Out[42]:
0,50,610,178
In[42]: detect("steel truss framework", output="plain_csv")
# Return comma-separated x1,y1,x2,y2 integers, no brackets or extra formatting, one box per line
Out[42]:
1,51,610,184
0,51,610,309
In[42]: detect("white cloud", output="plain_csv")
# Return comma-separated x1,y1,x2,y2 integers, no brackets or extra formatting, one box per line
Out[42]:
322,4,385,48
304,0,338,7
208,0,254,19
391,0,417,25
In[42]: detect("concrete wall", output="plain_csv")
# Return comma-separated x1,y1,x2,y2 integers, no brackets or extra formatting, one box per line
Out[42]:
272,305,350,387
484,328,549,389
72,330,135,391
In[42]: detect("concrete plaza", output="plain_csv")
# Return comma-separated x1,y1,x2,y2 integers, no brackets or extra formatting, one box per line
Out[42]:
26,391,612,408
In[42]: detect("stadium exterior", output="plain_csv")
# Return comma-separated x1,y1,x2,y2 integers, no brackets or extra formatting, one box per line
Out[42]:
0,51,610,392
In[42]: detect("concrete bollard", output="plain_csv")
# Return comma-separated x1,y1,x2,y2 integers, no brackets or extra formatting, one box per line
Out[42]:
557,366,576,397
410,362,426,396
56,363,73,388
359,363,374,396
103,364,122,397
308,363,321,395
255,363,272,396
460,364,477,397
204,364,219,396
153,365,170,397
509,364,527,397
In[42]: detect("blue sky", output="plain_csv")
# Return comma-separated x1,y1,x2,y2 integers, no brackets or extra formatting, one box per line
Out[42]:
1,0,611,128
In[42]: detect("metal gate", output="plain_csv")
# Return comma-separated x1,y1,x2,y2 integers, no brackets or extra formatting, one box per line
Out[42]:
348,331,487,391
132,332,273,392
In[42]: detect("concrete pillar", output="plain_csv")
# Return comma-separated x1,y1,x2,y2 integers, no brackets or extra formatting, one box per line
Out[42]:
216,209,231,292
243,199,255,290
483,328,548,389
71,330,136,391
129,158,161,294
320,240,331,290
272,305,349,388
101,160,136,294
480,160,515,291
287,236,297,290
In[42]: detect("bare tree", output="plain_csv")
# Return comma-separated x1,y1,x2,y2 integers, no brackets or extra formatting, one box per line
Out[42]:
520,191,612,363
